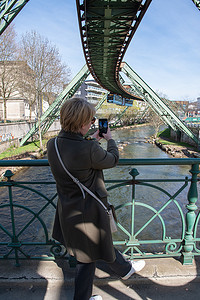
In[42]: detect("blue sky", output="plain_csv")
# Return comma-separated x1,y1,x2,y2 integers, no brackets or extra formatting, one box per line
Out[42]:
13,0,200,101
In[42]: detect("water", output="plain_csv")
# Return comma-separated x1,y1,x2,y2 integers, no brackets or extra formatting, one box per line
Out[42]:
0,125,196,256
103,125,192,252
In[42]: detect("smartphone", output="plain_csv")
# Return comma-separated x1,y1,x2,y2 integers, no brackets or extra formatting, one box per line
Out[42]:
99,119,108,137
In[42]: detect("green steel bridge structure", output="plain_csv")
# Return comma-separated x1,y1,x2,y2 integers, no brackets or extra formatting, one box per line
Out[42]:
1,0,200,267
0,0,200,146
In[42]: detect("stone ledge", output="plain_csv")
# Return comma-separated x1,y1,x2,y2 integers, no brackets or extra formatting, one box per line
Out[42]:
1,257,200,286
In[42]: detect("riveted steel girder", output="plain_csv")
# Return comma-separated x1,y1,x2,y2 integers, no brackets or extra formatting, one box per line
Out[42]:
76,0,152,99
95,91,109,110
134,105,150,123
20,64,90,146
0,0,30,35
113,106,129,126
121,62,199,144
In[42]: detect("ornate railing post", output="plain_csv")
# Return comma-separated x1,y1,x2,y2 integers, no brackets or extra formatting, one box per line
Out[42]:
127,168,139,252
4,170,21,266
182,163,199,265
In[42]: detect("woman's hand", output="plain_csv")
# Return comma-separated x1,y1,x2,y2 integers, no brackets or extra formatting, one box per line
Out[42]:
91,127,112,141
91,130,102,141
102,127,112,140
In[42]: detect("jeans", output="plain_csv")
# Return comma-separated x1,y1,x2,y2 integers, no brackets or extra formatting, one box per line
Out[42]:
73,248,131,300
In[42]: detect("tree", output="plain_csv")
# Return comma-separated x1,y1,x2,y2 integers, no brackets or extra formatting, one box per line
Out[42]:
17,62,37,122
148,97,178,138
121,103,140,126
148,92,182,138
18,30,71,148
0,24,19,122
148,108,165,138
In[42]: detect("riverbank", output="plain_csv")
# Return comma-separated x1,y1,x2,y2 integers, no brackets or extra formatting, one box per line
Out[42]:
0,149,47,181
0,124,147,180
1,123,200,180
151,138,200,159
116,124,200,158
114,123,147,131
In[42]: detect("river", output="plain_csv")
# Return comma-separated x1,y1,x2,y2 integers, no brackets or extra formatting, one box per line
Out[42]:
0,125,195,255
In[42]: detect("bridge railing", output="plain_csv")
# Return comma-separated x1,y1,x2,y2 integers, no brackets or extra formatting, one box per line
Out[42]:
0,158,200,266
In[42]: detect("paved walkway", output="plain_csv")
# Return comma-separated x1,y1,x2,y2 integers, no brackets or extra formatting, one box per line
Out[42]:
1,256,200,300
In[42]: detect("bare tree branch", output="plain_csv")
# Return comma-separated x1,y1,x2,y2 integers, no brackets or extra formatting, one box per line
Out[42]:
18,30,71,148
0,24,19,122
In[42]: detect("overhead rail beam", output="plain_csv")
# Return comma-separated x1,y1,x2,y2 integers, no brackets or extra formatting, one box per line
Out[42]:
0,0,30,35
20,64,90,146
76,0,152,100
95,92,109,111
121,62,199,144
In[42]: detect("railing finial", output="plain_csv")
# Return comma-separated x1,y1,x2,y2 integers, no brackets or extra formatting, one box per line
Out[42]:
129,168,139,177
4,170,14,180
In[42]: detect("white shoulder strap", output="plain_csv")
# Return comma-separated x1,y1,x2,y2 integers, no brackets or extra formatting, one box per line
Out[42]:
54,137,109,213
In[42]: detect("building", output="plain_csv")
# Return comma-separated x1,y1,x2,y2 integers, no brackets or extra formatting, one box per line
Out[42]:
172,99,200,123
0,98,36,121
173,100,189,111
74,78,112,116
74,79,145,117
0,61,35,122
0,61,49,122
74,79,108,106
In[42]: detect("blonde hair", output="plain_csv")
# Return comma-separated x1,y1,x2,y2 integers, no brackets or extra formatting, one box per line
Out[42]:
60,98,96,133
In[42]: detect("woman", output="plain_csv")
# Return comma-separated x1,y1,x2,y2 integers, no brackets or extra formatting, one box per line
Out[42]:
47,98,145,300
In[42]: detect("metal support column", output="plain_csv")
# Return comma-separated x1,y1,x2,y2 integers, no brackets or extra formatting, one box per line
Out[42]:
113,106,129,126
121,62,199,145
20,64,90,146
134,106,150,124
0,0,30,35
95,92,109,111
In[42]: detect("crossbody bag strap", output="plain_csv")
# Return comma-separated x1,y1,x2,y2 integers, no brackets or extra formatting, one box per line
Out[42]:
54,137,86,199
54,137,109,214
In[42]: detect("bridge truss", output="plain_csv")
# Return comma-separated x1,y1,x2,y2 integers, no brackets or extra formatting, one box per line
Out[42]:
121,62,199,144
19,60,198,146
0,0,199,145
0,0,30,35
20,65,89,146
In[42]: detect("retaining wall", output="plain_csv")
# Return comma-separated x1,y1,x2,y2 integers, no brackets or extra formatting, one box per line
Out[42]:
0,121,61,153
170,127,199,147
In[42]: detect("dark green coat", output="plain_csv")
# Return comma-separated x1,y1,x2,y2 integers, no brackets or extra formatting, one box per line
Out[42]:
47,130,119,263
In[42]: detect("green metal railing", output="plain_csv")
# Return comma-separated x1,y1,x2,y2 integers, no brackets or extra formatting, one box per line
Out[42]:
0,158,200,266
